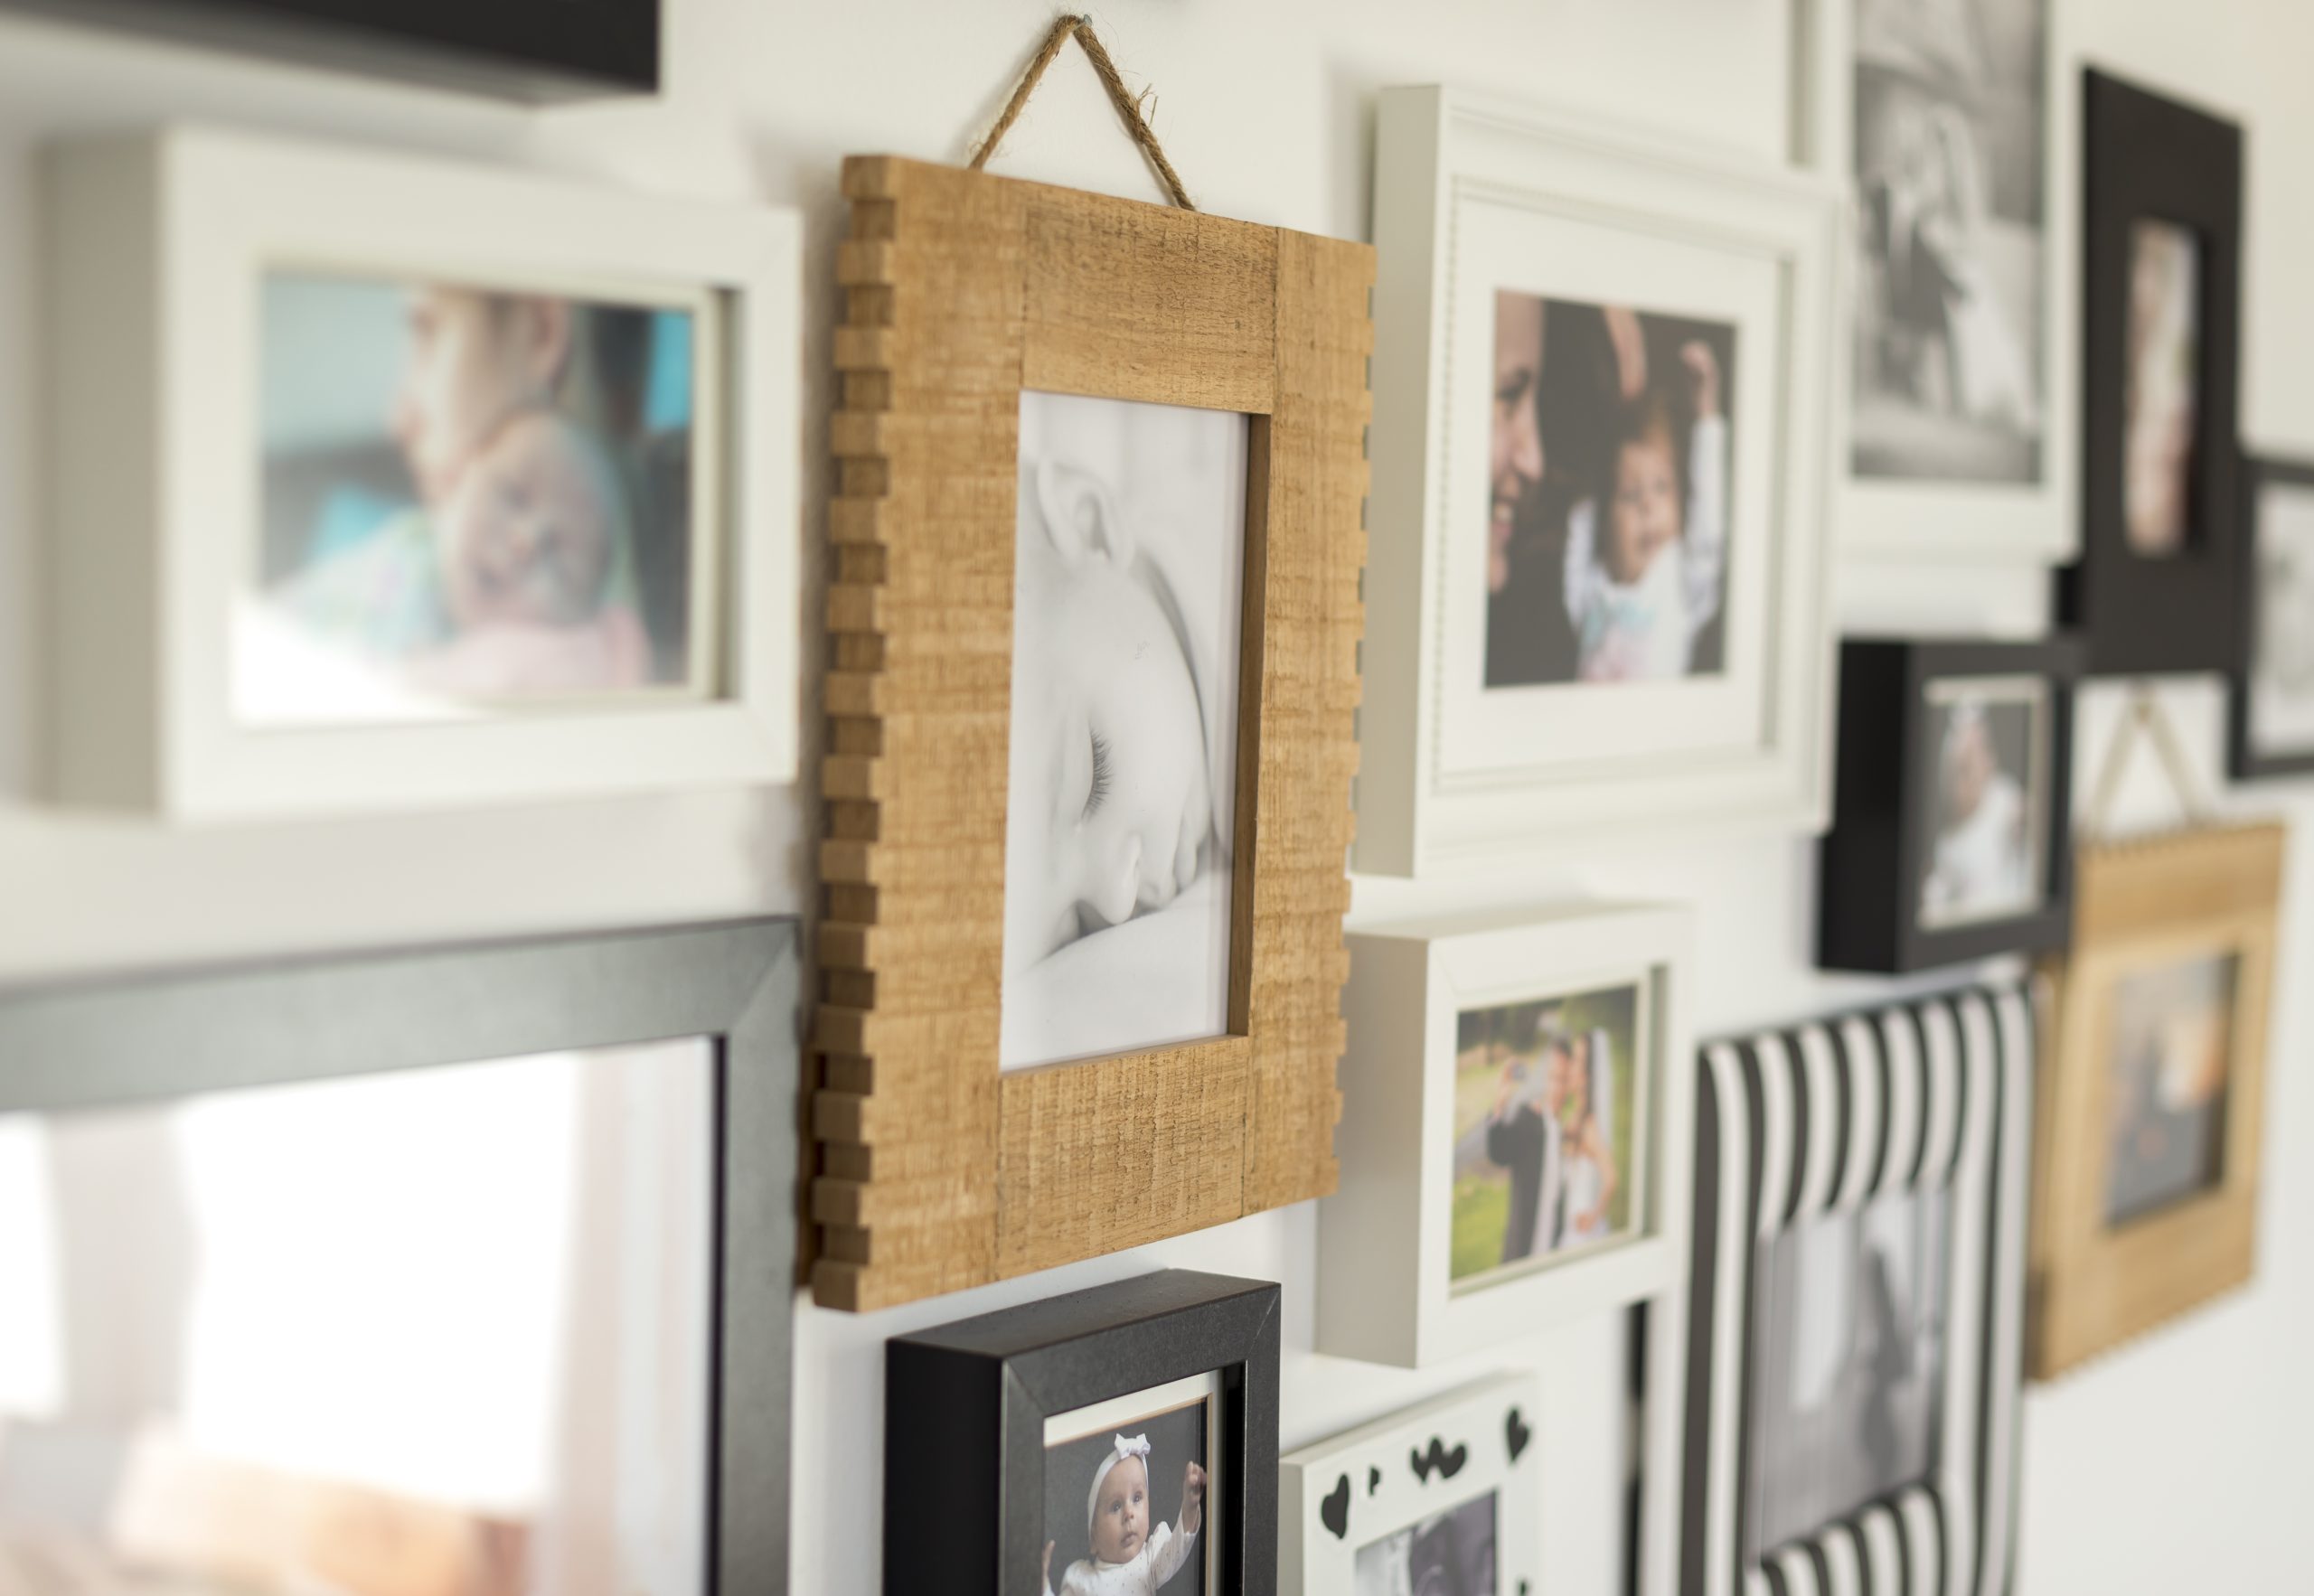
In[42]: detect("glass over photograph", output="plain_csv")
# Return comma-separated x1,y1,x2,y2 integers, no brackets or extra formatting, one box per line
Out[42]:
1353,1489,1498,1596
1041,1375,1215,1596
0,1041,716,1596
1851,0,2047,483
2123,221,2205,557
1745,1189,1951,1564
1001,390,1250,1072
1448,982,1644,1290
1917,676,2048,930
2249,477,2314,758
240,271,715,726
2104,953,2238,1225
1484,291,1736,688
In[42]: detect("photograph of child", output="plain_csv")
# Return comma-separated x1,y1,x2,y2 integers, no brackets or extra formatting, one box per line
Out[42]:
1744,1190,1950,1565
1447,984,1641,1290
1916,678,2047,930
2248,477,2314,759
1042,1404,1209,1596
242,272,704,725
2104,953,2238,1225
1851,0,2046,484
1352,1490,1498,1596
2123,221,2205,558
1482,292,1736,689
1000,391,1250,1073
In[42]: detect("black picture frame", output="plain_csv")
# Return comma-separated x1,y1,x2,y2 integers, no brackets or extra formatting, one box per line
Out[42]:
1819,636,2081,974
0,916,797,1594
885,1270,1282,1596
2057,68,2243,676
2229,454,2314,781
0,0,658,99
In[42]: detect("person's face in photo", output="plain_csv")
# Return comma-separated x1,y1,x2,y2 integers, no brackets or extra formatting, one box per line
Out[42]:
1942,713,1995,826
1088,1453,1152,1565
1544,1038,1570,1115
1562,1035,1590,1125
1607,425,1681,586
391,288,574,507
1490,294,1547,593
437,410,620,632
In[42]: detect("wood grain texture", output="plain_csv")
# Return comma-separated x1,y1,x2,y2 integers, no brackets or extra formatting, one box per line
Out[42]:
814,155,1369,1311
2027,823,2284,1379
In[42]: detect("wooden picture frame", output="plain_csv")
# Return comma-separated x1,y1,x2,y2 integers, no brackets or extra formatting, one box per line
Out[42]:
812,157,1369,1312
1679,983,2034,1596
2056,70,2244,675
0,917,800,1591
2028,824,2282,1379
885,1270,1281,1596
2229,455,2314,781
1280,1374,1538,1596
1818,636,2082,974
43,126,800,821
1358,86,1841,877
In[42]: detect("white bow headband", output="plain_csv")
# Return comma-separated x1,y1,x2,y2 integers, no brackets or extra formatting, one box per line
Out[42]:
1086,1432,1153,1542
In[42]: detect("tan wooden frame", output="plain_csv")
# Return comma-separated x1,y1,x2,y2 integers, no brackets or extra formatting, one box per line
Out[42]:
2028,823,2284,1377
813,156,1370,1312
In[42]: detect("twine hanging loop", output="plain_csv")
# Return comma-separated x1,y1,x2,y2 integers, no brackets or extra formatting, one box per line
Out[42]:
967,14,1198,211
2082,682,2218,842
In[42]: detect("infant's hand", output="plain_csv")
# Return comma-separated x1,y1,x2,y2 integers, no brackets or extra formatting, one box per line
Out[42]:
1183,1461,1207,1505
1681,340,1722,419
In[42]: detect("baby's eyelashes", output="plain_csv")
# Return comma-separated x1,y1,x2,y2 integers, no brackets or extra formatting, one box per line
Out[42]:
1083,731,1113,821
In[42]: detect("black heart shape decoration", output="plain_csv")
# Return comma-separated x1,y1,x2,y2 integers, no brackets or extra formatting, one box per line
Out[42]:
1410,1435,1471,1484
1320,1473,1350,1540
1368,1466,1382,1495
1506,1405,1533,1463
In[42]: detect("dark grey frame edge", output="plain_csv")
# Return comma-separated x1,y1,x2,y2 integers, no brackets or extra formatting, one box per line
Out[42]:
0,916,798,1595
2229,454,2314,780
884,1270,1283,1596
1819,636,2082,974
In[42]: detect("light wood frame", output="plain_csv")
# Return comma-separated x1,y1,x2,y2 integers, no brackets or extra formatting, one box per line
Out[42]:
2028,824,2283,1379
814,156,1371,1312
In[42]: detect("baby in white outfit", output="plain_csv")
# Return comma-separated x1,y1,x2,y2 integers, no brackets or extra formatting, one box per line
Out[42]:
1042,1433,1206,1596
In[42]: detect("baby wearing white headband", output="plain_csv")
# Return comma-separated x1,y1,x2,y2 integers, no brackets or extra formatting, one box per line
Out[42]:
1041,1432,1207,1596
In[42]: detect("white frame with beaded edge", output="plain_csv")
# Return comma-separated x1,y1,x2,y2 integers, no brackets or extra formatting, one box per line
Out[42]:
1679,983,2034,1596
1795,0,2082,561
1280,1374,1539,1596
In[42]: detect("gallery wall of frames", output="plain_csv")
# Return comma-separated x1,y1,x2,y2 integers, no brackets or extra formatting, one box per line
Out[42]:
2,2,2314,1595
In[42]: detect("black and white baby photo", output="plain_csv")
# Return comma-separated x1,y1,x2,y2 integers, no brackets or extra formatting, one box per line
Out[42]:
1042,1394,1211,1596
1001,390,1250,1072
1917,679,2046,930
1352,1489,1498,1596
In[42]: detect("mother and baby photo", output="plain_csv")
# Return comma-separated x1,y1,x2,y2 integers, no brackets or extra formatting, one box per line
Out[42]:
242,271,707,726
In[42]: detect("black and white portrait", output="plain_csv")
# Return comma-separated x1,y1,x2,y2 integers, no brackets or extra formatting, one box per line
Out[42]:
1851,0,2046,484
1745,1190,1950,1563
1917,676,2047,930
2104,953,2237,1226
2248,476,2314,759
1001,391,1250,1071
2123,221,2205,558
1352,1489,1498,1596
1042,1384,1213,1596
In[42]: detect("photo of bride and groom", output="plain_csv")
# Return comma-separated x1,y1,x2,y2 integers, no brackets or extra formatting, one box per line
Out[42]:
1447,984,1641,1288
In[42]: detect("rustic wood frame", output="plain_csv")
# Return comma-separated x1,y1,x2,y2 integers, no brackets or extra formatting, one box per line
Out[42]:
2027,824,2282,1379
813,156,1370,1313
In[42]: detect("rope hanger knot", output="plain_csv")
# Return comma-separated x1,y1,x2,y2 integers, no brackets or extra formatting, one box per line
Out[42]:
967,14,1198,211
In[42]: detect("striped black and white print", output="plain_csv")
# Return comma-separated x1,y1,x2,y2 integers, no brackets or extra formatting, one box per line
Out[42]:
1678,983,2033,1596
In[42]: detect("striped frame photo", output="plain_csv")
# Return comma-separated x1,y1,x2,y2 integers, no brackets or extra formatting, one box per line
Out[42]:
1679,982,2034,1596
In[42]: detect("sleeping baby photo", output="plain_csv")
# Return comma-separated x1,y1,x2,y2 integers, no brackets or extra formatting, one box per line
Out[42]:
999,390,1250,1072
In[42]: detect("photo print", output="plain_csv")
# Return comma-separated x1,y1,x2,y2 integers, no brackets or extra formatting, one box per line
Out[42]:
1745,1189,1951,1565
1851,0,2047,483
1001,390,1251,1071
2105,953,2239,1225
1484,291,1736,688
1352,1489,1498,1596
242,270,714,725
1448,981,1644,1290
1917,674,2048,930
1041,1373,1218,1596
2123,221,2205,557
2248,475,2314,759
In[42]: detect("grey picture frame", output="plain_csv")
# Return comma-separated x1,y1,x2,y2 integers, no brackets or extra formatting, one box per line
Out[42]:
0,915,800,1595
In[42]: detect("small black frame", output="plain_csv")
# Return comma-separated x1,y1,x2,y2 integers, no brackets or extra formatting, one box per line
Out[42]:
2229,454,2314,781
885,1270,1282,1596
0,0,658,99
2057,68,2244,676
0,916,797,1594
1818,635,2081,974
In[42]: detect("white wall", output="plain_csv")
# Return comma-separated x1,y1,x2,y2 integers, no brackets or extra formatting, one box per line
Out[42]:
0,1,2308,1589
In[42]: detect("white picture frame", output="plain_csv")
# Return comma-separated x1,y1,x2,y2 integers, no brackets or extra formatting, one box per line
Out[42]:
1280,1374,1538,1596
1359,86,1841,877
1317,902,1696,1369
1797,0,2081,562
42,126,800,821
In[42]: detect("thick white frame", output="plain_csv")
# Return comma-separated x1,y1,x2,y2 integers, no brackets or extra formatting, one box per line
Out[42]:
1359,87,1841,877
1280,1374,1538,1596
1317,903,1695,1368
1796,0,2081,562
43,127,800,821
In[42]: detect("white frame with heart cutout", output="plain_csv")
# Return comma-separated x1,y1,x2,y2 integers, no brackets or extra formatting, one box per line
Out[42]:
1281,1374,1539,1596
